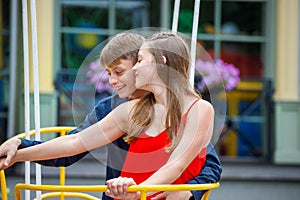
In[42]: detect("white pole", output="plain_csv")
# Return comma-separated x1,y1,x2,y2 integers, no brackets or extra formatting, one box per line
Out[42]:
172,0,180,33
30,0,42,199
189,0,201,87
21,0,30,199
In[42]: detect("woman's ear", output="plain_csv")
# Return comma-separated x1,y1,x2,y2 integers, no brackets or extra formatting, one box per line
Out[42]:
162,56,167,64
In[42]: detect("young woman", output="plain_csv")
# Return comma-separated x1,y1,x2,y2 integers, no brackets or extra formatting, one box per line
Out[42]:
0,32,214,200
105,32,214,200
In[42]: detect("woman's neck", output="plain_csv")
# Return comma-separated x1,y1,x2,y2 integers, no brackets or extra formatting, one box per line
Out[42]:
152,85,168,107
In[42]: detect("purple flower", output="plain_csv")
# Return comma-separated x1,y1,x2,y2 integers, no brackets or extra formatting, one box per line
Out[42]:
86,60,114,94
195,58,240,92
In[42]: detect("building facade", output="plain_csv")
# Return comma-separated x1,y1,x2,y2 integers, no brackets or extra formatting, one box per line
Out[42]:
0,0,299,165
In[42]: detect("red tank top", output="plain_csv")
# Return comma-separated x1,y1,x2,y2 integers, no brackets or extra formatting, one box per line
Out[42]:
120,99,206,199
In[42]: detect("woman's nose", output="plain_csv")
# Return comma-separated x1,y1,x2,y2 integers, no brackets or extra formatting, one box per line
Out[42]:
132,63,138,71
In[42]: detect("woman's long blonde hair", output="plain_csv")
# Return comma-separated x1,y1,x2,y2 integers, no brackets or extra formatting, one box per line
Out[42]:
124,32,200,152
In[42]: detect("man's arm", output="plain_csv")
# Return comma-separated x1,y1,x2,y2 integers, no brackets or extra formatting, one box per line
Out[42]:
186,143,222,200
17,118,95,167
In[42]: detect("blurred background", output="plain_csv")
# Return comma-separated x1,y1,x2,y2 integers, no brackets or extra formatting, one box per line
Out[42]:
0,0,300,199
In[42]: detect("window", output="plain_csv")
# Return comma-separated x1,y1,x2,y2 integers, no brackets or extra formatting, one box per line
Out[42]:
55,0,150,125
175,0,273,161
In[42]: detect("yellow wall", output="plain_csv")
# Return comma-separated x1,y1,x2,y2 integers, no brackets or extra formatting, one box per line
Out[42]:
274,0,299,101
29,0,54,93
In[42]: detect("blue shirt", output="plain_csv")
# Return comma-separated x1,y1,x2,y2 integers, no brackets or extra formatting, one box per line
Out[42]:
19,94,222,200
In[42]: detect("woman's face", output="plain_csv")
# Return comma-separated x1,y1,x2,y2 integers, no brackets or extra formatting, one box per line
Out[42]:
133,46,158,91
133,45,161,91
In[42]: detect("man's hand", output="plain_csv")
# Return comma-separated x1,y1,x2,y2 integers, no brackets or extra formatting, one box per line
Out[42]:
151,191,193,200
0,138,21,170
106,177,140,200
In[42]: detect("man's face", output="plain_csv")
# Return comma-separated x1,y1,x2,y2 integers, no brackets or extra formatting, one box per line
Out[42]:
106,59,137,99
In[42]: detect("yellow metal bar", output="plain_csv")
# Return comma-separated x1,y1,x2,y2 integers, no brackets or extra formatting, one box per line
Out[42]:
13,126,76,139
0,170,8,200
59,129,67,200
201,189,211,200
236,81,263,91
140,190,147,200
11,127,75,199
59,166,65,200
7,127,220,200
15,183,220,200
36,192,100,200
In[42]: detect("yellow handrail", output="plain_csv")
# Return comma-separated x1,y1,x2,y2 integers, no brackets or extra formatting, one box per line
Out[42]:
1,127,75,200
12,126,75,139
15,183,220,200
0,170,8,200
1,126,220,200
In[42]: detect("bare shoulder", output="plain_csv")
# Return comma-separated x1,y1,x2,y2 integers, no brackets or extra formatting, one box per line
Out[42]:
192,98,215,115
198,99,214,109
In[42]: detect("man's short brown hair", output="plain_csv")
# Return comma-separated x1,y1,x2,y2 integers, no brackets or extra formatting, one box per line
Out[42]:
100,32,145,69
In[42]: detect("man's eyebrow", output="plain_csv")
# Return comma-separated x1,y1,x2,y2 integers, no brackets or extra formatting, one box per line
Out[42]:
106,66,122,73
105,67,113,73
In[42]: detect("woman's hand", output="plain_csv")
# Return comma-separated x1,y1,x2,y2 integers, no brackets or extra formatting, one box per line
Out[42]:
106,177,140,200
0,138,21,170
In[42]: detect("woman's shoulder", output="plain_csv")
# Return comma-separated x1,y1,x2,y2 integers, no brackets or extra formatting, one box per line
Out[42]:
188,98,214,115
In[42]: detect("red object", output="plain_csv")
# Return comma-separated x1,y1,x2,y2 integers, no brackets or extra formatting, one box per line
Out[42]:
120,99,206,199
209,50,263,78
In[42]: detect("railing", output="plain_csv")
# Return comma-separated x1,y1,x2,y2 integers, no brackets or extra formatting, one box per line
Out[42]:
14,183,220,200
1,126,220,200
0,170,8,200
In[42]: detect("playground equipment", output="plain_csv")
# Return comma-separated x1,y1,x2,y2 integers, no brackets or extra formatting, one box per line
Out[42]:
0,126,219,199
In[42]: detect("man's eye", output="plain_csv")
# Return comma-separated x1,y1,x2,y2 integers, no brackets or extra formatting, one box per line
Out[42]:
116,71,124,75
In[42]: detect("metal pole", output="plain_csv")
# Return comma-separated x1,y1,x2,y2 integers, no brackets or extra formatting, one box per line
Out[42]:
21,0,31,199
172,0,180,32
30,0,42,199
189,0,201,87
7,0,18,139
108,0,115,36
160,0,171,29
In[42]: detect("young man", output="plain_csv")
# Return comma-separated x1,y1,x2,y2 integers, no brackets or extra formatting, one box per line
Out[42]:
0,32,222,200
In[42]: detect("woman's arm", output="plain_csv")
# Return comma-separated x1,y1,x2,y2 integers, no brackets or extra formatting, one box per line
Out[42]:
0,101,133,170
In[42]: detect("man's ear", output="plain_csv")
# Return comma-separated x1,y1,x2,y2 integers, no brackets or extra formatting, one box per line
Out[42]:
162,56,167,64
